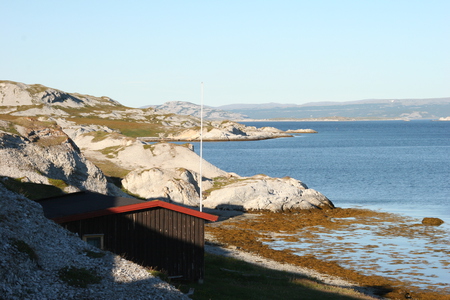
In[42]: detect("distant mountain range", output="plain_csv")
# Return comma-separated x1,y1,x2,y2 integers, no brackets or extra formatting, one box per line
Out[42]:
150,98,450,120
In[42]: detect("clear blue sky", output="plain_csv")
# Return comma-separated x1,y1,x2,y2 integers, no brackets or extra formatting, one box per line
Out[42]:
1,0,449,108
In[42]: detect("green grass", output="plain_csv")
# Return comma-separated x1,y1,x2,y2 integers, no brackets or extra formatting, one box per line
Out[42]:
11,238,38,261
69,116,169,137
47,178,69,190
0,177,65,200
83,249,106,258
176,253,374,300
99,145,123,158
87,158,130,178
203,176,245,198
58,266,102,288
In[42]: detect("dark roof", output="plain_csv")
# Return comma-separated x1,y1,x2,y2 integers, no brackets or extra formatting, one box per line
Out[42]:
37,191,218,223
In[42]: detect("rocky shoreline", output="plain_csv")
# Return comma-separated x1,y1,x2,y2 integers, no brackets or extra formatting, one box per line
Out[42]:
204,209,450,300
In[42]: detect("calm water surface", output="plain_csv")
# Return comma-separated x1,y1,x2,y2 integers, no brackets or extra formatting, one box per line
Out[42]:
197,120,450,224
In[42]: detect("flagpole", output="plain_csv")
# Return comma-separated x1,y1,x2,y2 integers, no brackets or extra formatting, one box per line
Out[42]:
199,82,204,212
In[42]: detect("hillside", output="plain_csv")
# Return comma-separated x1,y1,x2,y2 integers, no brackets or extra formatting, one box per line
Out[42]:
0,80,291,140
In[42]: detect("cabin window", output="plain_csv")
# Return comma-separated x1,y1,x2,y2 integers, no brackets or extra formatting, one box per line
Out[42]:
82,234,104,249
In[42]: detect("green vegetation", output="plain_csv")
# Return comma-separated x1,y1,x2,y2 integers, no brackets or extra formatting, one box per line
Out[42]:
11,238,38,261
99,145,123,158
148,268,170,282
25,84,49,96
203,176,244,198
48,178,69,191
35,136,68,147
13,116,57,129
58,266,102,288
0,177,65,200
69,116,171,138
87,131,113,142
87,158,130,179
83,250,106,258
0,119,19,135
177,253,374,300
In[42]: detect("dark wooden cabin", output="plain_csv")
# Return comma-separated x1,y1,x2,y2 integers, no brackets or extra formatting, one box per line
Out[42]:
38,191,218,282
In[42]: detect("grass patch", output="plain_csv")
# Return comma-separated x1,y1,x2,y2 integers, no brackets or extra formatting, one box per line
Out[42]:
83,250,106,258
87,158,130,178
69,117,169,137
58,266,102,288
177,253,375,300
148,268,171,282
48,178,69,190
11,238,38,261
35,136,68,147
0,119,20,135
99,145,123,158
13,116,57,129
203,176,245,198
0,177,65,200
25,84,49,95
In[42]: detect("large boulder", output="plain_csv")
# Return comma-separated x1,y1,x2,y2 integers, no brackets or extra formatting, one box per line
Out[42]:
122,167,212,206
203,175,334,212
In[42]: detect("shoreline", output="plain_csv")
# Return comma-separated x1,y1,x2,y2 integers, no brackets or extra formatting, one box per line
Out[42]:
204,234,383,300
204,208,450,300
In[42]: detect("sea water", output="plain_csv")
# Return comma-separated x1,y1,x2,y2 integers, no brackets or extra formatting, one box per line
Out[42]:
196,120,450,225
193,120,450,291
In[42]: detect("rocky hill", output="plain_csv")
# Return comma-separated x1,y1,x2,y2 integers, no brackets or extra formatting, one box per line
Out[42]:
0,80,292,141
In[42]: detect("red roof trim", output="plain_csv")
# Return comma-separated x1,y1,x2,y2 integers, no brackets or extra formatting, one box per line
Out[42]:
52,200,219,223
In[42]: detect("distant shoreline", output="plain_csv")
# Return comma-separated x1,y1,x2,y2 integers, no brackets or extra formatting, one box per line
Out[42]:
234,117,439,122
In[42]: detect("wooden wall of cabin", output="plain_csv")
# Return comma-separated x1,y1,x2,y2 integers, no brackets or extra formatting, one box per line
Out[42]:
61,207,205,281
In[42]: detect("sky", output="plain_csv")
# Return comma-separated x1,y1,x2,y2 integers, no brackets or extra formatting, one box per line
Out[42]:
1,0,449,108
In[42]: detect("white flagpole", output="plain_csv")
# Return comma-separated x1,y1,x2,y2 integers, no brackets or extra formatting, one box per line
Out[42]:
199,82,204,212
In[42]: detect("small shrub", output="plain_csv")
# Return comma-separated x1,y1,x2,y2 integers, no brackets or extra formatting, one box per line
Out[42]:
11,238,38,261
58,266,102,287
148,267,170,282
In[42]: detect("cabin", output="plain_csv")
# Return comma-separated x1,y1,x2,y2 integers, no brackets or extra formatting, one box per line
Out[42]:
38,191,218,282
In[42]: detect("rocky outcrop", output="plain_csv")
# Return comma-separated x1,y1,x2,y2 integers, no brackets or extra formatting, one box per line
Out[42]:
122,168,333,212
286,129,318,133
0,120,125,196
122,168,207,206
203,175,334,211
421,217,444,226
166,121,292,141
0,80,121,110
0,184,188,299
